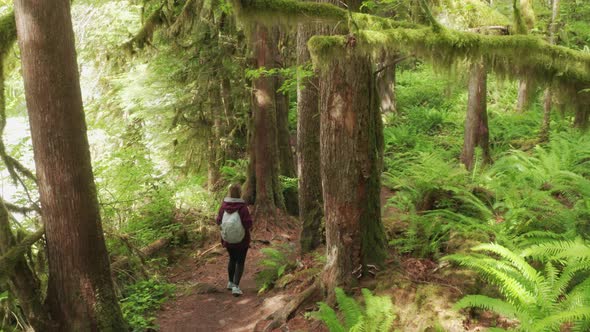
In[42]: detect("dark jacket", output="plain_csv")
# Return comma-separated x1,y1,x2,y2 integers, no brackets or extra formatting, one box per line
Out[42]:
216,198,253,249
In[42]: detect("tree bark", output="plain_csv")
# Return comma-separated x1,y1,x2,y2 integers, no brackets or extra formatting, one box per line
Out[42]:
297,22,323,254
251,24,285,218
461,61,491,171
207,80,224,191
516,79,532,112
540,0,560,141
539,89,552,142
14,0,126,330
274,33,299,215
574,104,589,131
376,58,397,114
320,49,386,299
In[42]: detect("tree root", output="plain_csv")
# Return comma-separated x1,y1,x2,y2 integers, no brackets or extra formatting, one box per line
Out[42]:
262,280,320,332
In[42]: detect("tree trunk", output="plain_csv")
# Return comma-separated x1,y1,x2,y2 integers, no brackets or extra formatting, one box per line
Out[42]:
251,24,285,218
275,38,299,215
539,88,552,142
574,104,589,131
297,22,323,254
207,80,223,191
376,58,397,114
540,0,560,142
461,61,491,171
516,79,531,112
14,1,126,330
320,49,386,299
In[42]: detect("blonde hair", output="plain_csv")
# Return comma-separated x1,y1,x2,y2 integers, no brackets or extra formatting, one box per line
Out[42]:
228,183,242,199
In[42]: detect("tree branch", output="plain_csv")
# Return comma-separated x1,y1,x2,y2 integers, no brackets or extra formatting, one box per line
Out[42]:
123,3,166,52
0,226,44,279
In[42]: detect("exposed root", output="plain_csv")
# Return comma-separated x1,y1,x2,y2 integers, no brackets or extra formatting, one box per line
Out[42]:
262,279,321,332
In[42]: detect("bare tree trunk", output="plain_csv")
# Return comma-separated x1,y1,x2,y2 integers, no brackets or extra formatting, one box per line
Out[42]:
540,0,561,141
461,61,491,171
252,24,285,218
574,104,589,131
320,49,386,300
376,57,397,114
274,29,299,216
540,89,552,142
14,0,126,330
207,80,223,191
297,22,323,254
516,79,531,112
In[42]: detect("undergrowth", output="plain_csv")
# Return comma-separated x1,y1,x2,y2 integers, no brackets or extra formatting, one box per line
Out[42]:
309,288,396,332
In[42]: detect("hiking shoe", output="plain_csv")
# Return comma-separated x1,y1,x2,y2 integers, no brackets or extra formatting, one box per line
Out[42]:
227,281,236,290
232,286,243,297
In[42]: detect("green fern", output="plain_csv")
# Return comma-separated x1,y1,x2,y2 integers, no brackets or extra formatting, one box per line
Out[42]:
255,245,296,293
311,288,396,332
445,241,590,331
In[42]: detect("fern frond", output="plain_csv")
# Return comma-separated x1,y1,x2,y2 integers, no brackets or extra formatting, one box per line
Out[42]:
472,243,541,286
454,295,529,322
313,302,346,332
445,254,536,305
522,239,590,262
335,288,362,330
361,289,395,332
531,308,590,331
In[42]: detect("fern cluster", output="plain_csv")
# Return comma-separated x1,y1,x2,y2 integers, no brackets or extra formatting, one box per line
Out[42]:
254,244,296,293
445,240,590,331
310,288,396,332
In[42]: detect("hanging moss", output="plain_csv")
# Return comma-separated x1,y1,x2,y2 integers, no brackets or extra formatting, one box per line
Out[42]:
308,27,590,94
231,0,418,30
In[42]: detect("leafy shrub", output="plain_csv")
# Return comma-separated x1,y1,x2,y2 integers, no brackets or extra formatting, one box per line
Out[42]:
445,241,590,331
310,288,396,332
255,245,297,293
120,278,176,332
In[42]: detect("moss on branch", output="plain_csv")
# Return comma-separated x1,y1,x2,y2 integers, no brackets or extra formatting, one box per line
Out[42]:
0,226,44,280
308,27,590,95
232,0,417,30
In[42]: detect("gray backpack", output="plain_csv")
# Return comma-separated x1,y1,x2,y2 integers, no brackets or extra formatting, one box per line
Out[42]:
221,210,245,244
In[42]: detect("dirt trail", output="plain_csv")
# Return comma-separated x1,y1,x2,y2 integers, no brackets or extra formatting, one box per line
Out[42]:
157,221,304,332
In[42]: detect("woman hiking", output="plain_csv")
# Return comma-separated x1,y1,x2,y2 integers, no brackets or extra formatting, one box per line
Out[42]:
216,183,253,296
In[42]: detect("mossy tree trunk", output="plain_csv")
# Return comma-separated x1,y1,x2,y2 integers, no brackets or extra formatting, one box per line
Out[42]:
14,0,126,330
251,23,285,219
320,48,386,300
461,61,491,171
297,21,324,254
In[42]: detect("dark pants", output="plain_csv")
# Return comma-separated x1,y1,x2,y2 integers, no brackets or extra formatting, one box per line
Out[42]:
227,247,248,286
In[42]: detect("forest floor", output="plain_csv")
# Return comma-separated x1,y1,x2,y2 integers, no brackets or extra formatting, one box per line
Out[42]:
156,189,508,331
156,212,326,332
